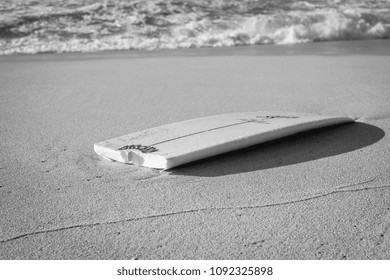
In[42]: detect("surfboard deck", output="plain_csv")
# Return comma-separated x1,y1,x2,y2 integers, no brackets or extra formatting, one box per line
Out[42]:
94,112,354,170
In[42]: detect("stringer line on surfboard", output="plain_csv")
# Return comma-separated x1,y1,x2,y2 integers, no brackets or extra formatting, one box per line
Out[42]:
142,115,299,148
150,118,263,146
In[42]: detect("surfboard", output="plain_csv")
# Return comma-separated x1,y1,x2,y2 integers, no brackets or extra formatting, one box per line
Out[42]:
94,112,354,170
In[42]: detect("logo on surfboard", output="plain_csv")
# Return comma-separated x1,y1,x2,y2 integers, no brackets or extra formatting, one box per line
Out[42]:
258,115,298,119
240,115,298,124
117,144,158,153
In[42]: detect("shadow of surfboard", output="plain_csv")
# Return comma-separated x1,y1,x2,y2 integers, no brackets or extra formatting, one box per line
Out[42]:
170,122,385,177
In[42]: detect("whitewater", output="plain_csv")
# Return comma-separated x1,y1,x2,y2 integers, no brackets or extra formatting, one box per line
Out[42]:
0,0,389,55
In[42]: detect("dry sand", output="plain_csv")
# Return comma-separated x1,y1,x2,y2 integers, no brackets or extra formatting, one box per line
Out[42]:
0,40,389,259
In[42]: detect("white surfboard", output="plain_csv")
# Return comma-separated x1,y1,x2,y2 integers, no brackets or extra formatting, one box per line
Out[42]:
94,112,354,170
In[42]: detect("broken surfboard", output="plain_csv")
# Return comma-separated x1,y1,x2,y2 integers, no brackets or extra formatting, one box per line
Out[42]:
94,111,354,170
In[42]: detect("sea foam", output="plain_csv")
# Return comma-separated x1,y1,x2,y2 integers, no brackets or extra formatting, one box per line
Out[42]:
1,0,389,55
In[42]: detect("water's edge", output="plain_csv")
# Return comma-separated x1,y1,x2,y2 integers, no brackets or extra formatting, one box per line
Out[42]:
1,0,390,55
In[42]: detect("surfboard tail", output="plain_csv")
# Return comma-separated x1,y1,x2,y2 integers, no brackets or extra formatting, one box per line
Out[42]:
94,143,168,169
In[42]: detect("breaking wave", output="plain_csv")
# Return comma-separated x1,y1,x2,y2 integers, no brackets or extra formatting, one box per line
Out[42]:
1,0,390,55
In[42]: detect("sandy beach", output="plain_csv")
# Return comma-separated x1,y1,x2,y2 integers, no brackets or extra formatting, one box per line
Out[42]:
0,40,389,259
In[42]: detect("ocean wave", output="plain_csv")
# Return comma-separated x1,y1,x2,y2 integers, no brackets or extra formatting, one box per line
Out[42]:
1,0,390,55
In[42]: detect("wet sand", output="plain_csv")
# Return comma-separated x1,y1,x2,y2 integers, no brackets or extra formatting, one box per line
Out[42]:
0,40,389,259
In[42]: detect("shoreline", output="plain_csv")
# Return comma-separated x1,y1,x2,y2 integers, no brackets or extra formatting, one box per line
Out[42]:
1,39,390,63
